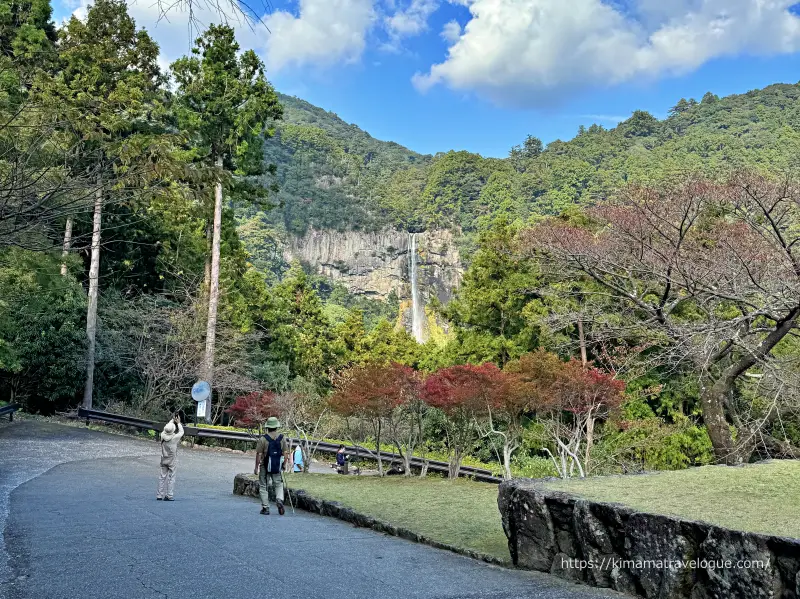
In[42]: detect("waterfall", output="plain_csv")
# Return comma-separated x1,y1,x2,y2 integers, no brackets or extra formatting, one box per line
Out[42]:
409,233,425,343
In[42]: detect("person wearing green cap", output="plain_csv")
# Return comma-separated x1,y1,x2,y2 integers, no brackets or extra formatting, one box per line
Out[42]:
255,416,289,515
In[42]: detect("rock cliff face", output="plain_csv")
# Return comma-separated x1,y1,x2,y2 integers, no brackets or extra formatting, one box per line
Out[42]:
285,227,463,310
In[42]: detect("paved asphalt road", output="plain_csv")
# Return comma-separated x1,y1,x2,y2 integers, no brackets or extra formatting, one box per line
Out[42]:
1,420,624,599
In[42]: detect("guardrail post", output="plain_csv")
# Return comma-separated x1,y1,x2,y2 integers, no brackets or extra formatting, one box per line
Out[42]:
1,404,20,422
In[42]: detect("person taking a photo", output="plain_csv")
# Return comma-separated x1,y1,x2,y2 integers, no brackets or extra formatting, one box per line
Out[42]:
157,414,184,501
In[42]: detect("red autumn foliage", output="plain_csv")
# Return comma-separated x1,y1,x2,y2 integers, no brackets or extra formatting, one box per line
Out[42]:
546,359,626,417
503,350,625,420
421,362,506,415
504,350,625,477
503,349,564,414
225,391,278,429
329,362,420,419
421,363,508,478
329,362,420,476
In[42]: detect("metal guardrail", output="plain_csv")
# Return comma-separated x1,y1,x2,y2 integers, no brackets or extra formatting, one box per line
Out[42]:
0,403,20,421
76,407,503,483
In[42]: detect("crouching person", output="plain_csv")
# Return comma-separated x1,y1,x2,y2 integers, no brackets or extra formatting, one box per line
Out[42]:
157,415,184,501
336,445,348,474
255,417,289,515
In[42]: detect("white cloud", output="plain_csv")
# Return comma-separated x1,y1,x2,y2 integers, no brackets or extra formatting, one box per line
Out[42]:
263,0,376,71
385,0,439,40
65,0,210,70
441,19,461,43
413,0,800,106
65,0,376,75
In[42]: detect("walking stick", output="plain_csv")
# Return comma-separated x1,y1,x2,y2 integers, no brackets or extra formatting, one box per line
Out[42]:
281,470,296,515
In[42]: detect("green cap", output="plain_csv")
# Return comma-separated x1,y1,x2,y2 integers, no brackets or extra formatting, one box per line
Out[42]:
265,416,280,429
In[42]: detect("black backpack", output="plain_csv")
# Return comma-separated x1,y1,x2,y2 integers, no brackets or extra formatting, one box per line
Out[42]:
263,434,283,473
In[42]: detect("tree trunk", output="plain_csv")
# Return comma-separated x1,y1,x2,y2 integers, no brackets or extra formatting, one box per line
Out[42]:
202,158,223,423
203,222,212,300
394,437,413,477
60,216,73,276
396,416,416,476
302,443,310,473
577,316,587,366
82,186,102,410
376,419,384,476
701,380,739,465
417,407,428,477
584,412,595,476
502,442,513,480
449,447,463,479
403,455,412,476
556,436,585,478
700,306,800,464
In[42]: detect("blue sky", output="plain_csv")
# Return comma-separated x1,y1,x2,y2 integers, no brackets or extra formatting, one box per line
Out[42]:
271,50,800,159
57,0,800,158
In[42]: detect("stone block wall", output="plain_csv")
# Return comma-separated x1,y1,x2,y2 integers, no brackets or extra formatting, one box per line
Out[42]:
498,479,800,598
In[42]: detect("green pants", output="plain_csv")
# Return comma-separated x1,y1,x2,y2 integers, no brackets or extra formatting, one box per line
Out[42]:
259,468,284,507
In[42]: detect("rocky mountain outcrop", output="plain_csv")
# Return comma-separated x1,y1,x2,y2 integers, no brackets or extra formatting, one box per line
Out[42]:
285,228,463,304
498,478,800,598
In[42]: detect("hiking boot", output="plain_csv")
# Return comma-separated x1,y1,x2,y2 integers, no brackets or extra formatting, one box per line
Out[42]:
260,507,269,515
156,497,163,501
164,497,174,501
277,502,285,516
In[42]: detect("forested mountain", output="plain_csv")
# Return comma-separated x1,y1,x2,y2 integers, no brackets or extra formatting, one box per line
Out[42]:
238,85,800,473
258,93,429,236
6,0,800,476
239,82,800,341
255,83,800,245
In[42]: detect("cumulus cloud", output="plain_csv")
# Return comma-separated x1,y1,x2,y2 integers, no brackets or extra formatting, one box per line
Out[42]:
413,0,800,107
65,0,376,75
263,0,376,71
385,0,439,41
441,19,461,43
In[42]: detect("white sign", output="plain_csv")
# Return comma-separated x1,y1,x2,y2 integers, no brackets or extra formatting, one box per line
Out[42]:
196,400,206,417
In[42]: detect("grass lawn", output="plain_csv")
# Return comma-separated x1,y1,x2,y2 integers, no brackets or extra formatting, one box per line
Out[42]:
285,473,510,562
545,460,800,539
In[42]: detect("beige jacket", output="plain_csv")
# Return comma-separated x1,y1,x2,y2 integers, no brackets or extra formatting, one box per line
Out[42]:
160,422,184,466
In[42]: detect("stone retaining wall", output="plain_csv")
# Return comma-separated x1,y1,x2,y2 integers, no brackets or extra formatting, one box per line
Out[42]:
233,473,505,566
498,478,800,598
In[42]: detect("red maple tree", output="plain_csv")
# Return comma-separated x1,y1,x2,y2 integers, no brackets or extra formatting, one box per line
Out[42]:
225,391,278,432
539,359,625,477
422,363,505,478
330,362,419,475
496,349,565,479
